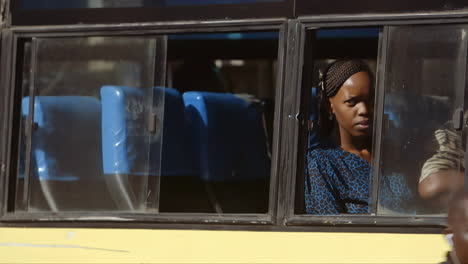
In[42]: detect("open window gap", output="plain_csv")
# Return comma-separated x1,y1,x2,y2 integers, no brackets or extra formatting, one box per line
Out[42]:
296,26,380,216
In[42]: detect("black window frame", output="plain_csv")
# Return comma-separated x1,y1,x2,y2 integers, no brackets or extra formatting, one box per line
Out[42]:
294,0,468,16
282,15,468,228
0,19,288,225
9,0,294,26
0,0,5,27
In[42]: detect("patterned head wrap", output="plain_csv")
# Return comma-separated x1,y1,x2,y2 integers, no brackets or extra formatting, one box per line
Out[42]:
320,59,371,98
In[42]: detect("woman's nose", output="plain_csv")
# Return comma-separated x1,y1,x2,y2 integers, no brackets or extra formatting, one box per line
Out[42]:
357,102,369,116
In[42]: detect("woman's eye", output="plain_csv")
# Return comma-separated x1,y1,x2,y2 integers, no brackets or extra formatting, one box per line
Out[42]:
345,100,356,106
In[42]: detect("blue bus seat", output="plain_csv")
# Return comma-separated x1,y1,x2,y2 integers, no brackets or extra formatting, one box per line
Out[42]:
158,87,198,176
21,96,117,211
21,96,102,182
100,85,197,177
183,92,270,182
183,92,271,213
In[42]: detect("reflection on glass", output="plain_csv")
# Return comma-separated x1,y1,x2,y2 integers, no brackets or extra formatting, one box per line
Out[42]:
18,36,161,212
21,0,283,10
158,31,278,213
378,26,467,215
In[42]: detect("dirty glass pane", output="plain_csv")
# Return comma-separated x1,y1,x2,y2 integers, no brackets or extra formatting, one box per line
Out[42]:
18,36,164,212
378,25,467,215
21,0,284,10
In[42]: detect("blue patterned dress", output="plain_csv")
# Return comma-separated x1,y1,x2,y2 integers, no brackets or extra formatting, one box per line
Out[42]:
305,148,370,214
305,147,413,215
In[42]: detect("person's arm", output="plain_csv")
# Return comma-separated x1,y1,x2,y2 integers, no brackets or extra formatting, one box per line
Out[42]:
419,127,465,206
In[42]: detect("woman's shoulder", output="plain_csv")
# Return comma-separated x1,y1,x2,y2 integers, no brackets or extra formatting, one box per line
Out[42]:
306,148,336,174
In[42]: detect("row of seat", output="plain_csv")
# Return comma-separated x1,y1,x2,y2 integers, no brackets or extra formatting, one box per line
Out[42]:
21,86,270,211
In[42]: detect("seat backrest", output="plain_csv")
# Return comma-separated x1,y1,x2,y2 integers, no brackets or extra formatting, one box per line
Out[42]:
22,95,162,211
101,85,197,176
101,85,146,175
21,96,103,182
183,91,270,182
21,96,121,211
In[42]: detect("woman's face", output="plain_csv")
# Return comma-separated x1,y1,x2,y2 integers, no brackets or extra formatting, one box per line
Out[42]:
329,71,372,138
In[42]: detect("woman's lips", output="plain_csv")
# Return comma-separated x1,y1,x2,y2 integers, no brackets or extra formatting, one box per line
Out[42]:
355,120,370,129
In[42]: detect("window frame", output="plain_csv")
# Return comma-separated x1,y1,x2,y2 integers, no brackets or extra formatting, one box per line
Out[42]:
294,0,468,16
281,15,468,227
0,0,5,28
0,19,288,225
9,0,294,26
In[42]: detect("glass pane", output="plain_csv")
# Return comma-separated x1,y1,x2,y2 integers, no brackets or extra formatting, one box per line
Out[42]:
21,0,284,10
300,28,379,215
159,31,278,213
378,25,467,215
18,36,163,212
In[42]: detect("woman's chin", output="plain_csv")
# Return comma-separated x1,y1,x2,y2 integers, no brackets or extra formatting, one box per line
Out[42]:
352,129,371,137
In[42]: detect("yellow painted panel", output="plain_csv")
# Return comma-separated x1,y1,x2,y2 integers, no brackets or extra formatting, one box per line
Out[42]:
0,228,450,263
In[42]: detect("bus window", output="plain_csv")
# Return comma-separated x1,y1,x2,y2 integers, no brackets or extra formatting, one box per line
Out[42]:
15,36,162,212
159,31,278,213
13,31,278,215
378,25,467,215
298,26,468,217
297,28,379,215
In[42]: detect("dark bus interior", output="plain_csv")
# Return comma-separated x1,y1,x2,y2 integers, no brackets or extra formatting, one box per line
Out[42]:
160,32,279,213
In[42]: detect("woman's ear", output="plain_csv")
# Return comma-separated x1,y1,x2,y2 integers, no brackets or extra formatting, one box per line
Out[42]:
328,98,335,114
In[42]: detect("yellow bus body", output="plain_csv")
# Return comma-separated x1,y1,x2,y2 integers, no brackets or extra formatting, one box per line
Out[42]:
0,228,450,263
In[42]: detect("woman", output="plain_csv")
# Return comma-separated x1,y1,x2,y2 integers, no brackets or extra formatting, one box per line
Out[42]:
305,59,374,215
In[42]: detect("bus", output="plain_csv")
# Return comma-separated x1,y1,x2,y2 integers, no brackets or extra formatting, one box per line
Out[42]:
0,0,466,263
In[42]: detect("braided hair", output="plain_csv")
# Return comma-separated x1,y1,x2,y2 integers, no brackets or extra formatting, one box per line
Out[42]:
317,59,373,138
